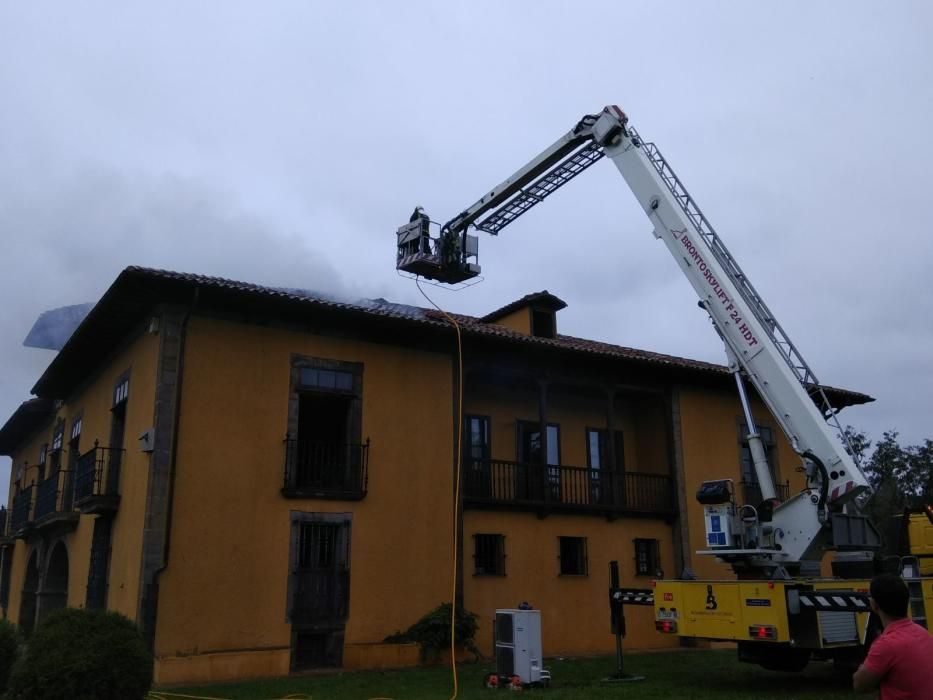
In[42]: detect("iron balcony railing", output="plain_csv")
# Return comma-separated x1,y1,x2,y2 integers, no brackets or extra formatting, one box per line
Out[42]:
33,470,75,522
463,459,674,515
74,442,124,505
11,486,34,532
739,479,791,506
283,438,370,498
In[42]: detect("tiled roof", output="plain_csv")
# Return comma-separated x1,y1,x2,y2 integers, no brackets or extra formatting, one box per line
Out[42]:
31,267,872,407
480,290,568,323
0,398,56,455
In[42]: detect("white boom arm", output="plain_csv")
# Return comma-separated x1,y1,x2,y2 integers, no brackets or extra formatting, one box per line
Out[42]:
397,105,878,572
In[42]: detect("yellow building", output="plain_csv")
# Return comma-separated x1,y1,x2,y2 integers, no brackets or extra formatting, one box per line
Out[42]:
0,266,871,684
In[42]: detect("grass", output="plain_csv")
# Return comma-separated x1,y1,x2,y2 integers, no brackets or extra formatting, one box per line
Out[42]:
156,649,856,700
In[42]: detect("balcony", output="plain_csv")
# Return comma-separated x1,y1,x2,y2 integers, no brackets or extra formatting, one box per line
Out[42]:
739,480,790,506
74,443,124,514
33,470,78,533
282,438,369,500
10,486,34,538
463,459,675,518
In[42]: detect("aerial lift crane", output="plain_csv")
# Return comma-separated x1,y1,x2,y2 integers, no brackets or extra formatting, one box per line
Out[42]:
395,106,930,671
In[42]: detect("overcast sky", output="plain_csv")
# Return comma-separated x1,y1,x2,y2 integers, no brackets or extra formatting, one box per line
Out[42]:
2,2,931,503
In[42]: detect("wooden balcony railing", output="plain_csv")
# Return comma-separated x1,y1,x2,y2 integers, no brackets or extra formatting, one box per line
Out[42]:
11,486,34,534
463,459,674,517
74,443,124,514
283,438,369,500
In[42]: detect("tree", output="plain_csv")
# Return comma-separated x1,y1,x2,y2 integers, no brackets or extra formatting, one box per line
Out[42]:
843,426,933,552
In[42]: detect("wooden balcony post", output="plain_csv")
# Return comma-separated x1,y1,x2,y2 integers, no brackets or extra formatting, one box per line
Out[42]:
606,388,623,509
538,378,550,505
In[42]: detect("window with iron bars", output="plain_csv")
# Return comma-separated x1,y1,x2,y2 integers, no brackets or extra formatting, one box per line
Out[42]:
473,534,505,576
634,538,661,577
558,536,587,576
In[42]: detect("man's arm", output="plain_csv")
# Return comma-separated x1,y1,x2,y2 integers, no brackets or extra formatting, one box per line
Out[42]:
853,664,882,694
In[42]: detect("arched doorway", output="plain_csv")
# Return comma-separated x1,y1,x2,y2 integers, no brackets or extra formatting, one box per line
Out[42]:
38,540,69,623
19,549,39,636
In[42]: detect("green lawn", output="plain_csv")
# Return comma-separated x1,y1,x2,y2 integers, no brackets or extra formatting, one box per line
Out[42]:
154,649,856,700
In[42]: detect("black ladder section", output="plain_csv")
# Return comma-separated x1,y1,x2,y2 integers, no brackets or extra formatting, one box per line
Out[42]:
475,143,605,235
629,125,854,450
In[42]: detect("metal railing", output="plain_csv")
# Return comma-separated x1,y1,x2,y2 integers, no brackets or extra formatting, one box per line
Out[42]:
33,470,74,522
74,443,124,505
11,486,34,532
739,479,790,506
283,438,370,496
463,459,674,515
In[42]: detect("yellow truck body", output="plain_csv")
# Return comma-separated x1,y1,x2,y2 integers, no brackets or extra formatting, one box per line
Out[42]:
654,579,873,646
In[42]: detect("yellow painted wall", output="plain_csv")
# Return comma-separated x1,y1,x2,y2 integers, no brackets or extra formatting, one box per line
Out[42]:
153,316,455,667
2,328,159,625
463,511,678,655
489,308,531,335
677,386,802,580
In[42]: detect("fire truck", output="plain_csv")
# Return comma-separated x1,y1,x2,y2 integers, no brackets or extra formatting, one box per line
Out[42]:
395,105,932,671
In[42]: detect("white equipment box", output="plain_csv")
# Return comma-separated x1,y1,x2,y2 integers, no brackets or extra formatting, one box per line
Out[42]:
495,609,549,684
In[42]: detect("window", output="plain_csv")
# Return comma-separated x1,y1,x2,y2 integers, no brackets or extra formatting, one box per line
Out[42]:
518,421,561,500
585,429,625,471
466,416,490,463
113,374,129,407
465,416,492,498
586,428,625,504
45,420,65,481
287,512,352,626
299,368,354,392
558,536,587,576
531,309,555,339
738,422,778,504
473,534,505,575
286,356,364,495
634,538,661,577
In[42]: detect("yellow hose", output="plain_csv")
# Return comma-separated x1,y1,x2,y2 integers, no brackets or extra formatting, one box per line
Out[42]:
416,278,464,700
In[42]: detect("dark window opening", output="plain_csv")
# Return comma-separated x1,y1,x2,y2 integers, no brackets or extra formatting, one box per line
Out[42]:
634,538,661,577
473,534,505,576
531,309,556,339
286,356,365,497
291,393,359,491
559,536,588,576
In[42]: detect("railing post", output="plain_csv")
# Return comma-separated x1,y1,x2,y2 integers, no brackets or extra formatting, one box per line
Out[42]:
283,433,291,491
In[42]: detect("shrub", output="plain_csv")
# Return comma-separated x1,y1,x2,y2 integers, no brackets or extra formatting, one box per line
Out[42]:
5,608,152,700
384,602,480,661
0,618,19,694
